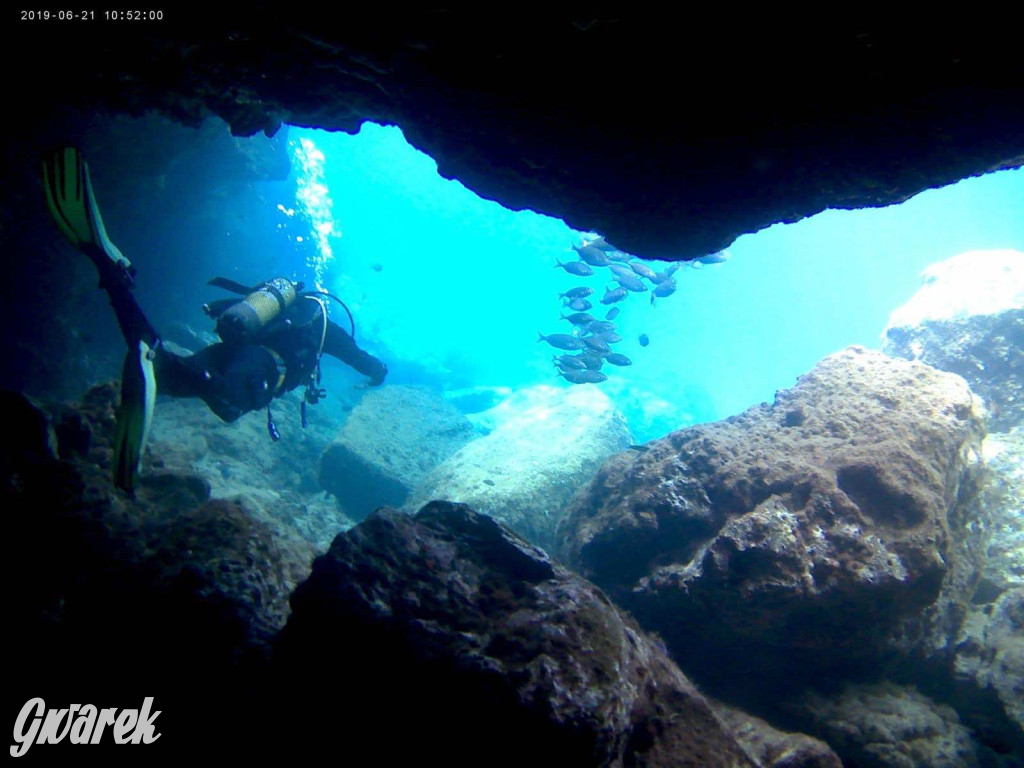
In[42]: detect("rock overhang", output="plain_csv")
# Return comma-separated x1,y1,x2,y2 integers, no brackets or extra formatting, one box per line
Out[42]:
6,12,1023,262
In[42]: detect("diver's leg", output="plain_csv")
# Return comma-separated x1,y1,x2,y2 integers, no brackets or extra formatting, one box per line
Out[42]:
155,343,278,423
41,147,160,490
90,255,160,348
42,147,159,348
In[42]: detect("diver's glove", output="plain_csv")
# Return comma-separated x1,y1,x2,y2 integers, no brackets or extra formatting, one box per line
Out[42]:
368,362,387,387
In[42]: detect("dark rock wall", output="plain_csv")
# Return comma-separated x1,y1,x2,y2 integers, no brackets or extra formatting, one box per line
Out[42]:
4,12,1023,261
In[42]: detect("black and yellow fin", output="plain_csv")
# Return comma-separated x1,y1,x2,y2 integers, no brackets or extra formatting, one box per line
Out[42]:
42,147,131,271
112,339,157,493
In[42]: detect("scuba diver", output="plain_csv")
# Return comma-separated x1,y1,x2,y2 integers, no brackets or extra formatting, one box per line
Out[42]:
41,147,387,492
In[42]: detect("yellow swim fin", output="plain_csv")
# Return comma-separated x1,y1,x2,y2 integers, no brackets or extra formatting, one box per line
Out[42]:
42,147,131,271
112,339,157,492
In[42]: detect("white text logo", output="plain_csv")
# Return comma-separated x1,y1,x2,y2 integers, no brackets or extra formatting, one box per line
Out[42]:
11,697,161,757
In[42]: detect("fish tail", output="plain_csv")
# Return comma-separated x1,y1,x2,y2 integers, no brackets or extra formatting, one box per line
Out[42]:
554,259,564,269
537,332,545,343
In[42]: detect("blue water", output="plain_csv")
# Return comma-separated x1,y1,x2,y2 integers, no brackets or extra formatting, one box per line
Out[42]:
277,123,1023,442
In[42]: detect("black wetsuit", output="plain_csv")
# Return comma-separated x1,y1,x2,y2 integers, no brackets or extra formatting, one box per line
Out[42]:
98,265,386,423
157,296,386,422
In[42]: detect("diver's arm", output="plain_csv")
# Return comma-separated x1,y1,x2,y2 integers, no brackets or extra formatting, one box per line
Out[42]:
323,320,387,385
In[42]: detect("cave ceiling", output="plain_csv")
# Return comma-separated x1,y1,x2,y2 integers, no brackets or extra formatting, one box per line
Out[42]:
6,11,1023,261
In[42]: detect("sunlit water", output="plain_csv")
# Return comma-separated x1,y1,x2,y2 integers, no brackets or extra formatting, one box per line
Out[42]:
273,123,1023,442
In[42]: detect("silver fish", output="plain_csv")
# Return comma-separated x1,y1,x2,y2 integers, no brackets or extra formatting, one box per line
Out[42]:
581,235,617,252
608,263,634,279
615,274,648,292
560,286,593,300
653,278,677,296
599,332,623,344
554,354,588,370
583,336,611,353
567,298,593,311
601,287,628,305
579,352,604,371
538,332,584,350
587,320,617,334
572,244,612,267
560,369,608,384
650,263,681,284
650,277,677,305
629,261,658,280
696,250,730,265
605,307,620,320
604,353,632,366
555,259,594,276
606,251,632,262
561,312,595,326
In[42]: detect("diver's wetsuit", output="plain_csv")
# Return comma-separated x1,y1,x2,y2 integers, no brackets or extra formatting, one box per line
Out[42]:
100,267,386,423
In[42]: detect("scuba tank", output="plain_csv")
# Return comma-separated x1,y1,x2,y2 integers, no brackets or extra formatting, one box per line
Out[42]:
213,277,298,343
204,275,358,439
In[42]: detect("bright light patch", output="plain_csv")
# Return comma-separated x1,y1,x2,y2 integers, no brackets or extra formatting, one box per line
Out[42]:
291,137,341,291
886,249,1024,330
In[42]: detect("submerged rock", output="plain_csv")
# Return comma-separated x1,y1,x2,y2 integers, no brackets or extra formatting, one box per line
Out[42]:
560,347,987,691
405,384,631,552
8,384,315,715
883,249,1024,431
319,385,475,518
150,393,353,550
976,427,1024,594
443,384,513,417
799,683,981,768
0,390,58,480
712,701,842,768
950,428,1024,758
276,501,757,767
954,588,1024,749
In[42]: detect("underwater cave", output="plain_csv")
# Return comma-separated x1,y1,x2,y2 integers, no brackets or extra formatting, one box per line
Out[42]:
3,10,1023,765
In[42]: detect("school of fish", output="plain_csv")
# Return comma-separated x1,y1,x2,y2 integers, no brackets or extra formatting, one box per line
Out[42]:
542,236,728,384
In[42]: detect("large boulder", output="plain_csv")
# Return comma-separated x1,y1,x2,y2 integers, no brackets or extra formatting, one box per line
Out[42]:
275,501,758,767
319,385,476,519
798,683,981,768
883,249,1024,431
405,384,631,552
560,347,987,693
